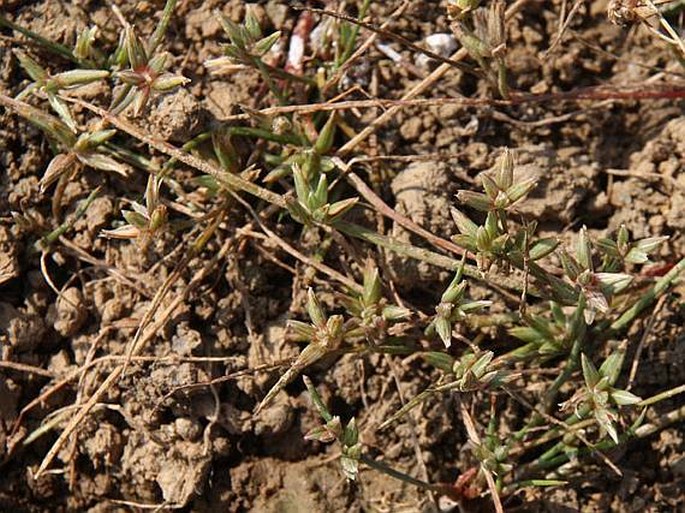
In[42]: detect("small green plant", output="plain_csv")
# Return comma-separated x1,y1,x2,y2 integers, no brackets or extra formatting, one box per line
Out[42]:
448,0,509,97
257,288,351,413
304,376,362,480
14,49,109,131
427,259,492,347
111,25,189,116
1,2,684,511
101,173,167,246
561,352,642,444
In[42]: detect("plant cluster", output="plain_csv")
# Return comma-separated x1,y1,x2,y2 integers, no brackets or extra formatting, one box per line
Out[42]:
1,0,684,510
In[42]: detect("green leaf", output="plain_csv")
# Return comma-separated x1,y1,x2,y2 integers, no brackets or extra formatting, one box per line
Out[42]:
287,320,316,341
624,248,649,264
596,237,619,257
484,211,499,239
539,341,561,355
595,408,619,444
285,196,311,225
476,225,491,251
517,479,567,488
525,314,554,338
634,235,668,253
470,351,494,379
550,301,565,325
152,73,190,92
304,425,336,443
74,129,117,151
450,207,478,236
219,13,247,48
611,388,642,406
451,234,478,252
244,5,262,39
340,453,359,480
193,175,219,192
327,197,358,222
14,50,48,83
326,315,344,340
496,148,514,190
76,152,129,176
617,224,629,249
459,300,492,312
124,25,148,70
505,177,537,204
577,226,592,270
509,326,546,344
314,112,337,155
457,191,491,212
441,275,466,304
382,305,411,321
595,272,632,294
123,210,149,229
435,316,452,348
362,264,381,306
51,69,109,88
148,52,169,74
559,250,581,281
581,353,600,388
116,69,144,86
529,238,559,261
480,172,498,199
598,351,624,386
47,93,77,133
254,31,281,56
74,26,98,61
421,351,455,372
306,288,326,329
342,417,359,447
131,88,150,117
310,173,328,210
292,163,310,206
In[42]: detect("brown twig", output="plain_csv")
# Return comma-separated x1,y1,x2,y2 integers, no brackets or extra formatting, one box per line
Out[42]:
0,360,55,378
627,294,668,390
343,167,468,258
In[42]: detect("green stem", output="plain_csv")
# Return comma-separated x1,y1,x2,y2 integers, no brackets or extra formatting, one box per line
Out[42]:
534,404,685,476
360,455,442,492
335,221,474,275
226,125,306,146
638,383,685,407
303,376,333,423
507,252,577,304
336,0,371,68
105,142,158,172
519,383,685,477
610,256,685,332
147,0,178,55
253,56,287,105
506,335,584,448
256,58,315,85
468,312,520,329
35,187,101,252
524,404,591,471
335,221,539,297
543,334,584,413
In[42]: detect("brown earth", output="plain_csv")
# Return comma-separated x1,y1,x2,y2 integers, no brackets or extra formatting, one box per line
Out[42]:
1,0,684,512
